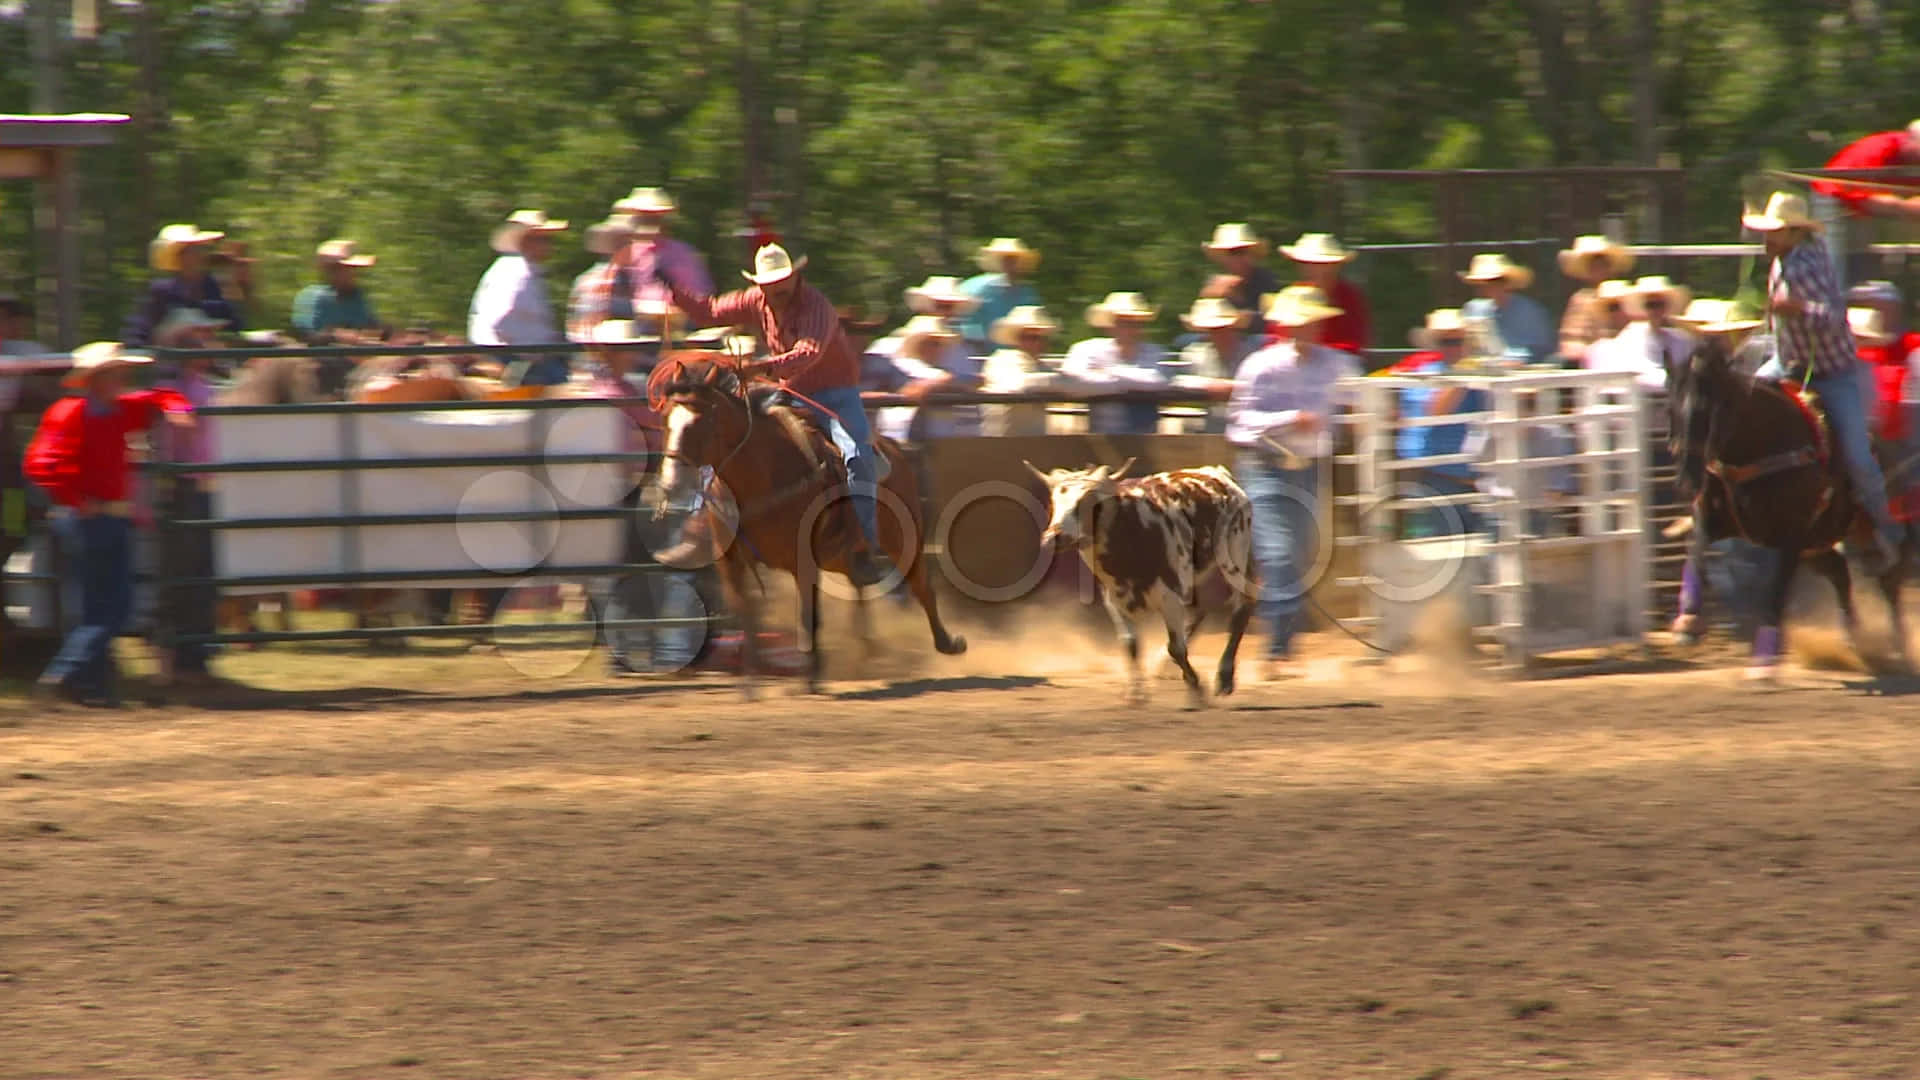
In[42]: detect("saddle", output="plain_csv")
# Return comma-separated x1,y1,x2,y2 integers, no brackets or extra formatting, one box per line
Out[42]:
750,389,890,556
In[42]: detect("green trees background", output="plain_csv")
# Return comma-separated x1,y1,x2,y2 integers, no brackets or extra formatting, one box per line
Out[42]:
4,0,1920,347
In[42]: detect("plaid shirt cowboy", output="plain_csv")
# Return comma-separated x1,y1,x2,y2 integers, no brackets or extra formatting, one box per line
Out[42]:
1769,234,1858,377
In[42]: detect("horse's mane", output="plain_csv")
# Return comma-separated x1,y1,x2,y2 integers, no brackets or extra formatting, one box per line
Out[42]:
646,350,746,412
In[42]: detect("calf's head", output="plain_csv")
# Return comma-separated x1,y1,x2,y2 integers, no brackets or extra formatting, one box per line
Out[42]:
1025,457,1135,551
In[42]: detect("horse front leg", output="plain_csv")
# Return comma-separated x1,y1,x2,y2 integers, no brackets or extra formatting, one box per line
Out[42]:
1805,548,1859,654
719,552,761,702
1747,549,1800,682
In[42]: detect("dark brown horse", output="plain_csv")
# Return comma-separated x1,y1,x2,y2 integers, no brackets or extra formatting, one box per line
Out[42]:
1668,338,1910,677
647,352,966,695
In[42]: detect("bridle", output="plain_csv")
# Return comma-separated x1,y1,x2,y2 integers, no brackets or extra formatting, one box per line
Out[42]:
660,372,758,480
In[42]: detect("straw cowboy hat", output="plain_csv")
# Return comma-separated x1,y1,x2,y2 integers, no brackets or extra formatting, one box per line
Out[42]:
1203,223,1269,257
584,214,639,256
742,243,807,285
153,306,227,347
1848,280,1903,308
1265,284,1343,328
491,209,570,254
1279,232,1354,265
1409,308,1468,349
62,341,152,388
1622,275,1692,318
1557,234,1634,277
614,187,677,215
1673,297,1763,335
991,304,1061,347
904,275,980,314
1180,296,1252,332
590,319,650,345
149,224,225,273
1085,292,1159,329
1459,253,1535,289
1848,306,1893,346
1595,278,1634,304
897,314,961,351
977,237,1040,273
315,239,376,268
1742,191,1823,233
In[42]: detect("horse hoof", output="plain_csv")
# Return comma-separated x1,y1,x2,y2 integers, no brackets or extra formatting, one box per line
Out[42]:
1215,672,1237,697
938,634,968,656
1670,614,1702,641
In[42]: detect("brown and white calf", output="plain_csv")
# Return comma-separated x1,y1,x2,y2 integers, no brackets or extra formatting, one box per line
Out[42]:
1027,458,1258,707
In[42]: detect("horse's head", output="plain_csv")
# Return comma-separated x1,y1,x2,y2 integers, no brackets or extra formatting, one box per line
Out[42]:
647,350,752,511
1669,337,1737,499
1025,457,1135,551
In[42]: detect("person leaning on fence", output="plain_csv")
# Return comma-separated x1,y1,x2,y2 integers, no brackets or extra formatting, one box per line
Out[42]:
1745,191,1902,575
149,308,233,688
290,240,382,344
956,238,1043,355
980,305,1073,437
1199,224,1281,334
1173,298,1250,434
1063,291,1171,435
1280,233,1370,358
25,343,196,707
1227,286,1361,680
877,315,983,444
1393,308,1486,538
1459,253,1554,365
1556,235,1635,365
469,210,571,387
122,224,245,348
1586,275,1693,392
566,214,639,343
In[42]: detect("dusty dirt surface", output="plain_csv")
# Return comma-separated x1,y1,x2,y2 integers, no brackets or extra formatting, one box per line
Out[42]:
5,618,1920,1079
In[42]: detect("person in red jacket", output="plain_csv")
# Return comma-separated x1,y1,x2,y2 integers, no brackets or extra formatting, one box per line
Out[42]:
1846,281,1920,446
1811,122,1920,286
25,342,194,707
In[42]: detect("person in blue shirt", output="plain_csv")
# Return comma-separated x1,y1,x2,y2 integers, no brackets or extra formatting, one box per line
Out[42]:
122,224,245,347
1392,309,1485,537
956,238,1042,355
1459,253,1555,364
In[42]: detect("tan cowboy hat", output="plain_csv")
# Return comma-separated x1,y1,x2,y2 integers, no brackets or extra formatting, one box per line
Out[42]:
1622,275,1693,318
1673,297,1763,335
1265,284,1343,328
1279,232,1354,264
1595,279,1634,304
315,238,376,268
741,243,808,285
1459,252,1535,289
1180,296,1252,332
1085,291,1158,329
1203,223,1269,256
491,209,569,254
590,319,649,345
584,214,639,256
614,186,677,215
1741,191,1822,233
149,224,225,273
904,275,980,314
990,305,1061,347
1848,306,1893,346
977,236,1040,273
1409,308,1467,349
62,341,152,388
898,314,961,351
153,306,227,347
1557,234,1633,277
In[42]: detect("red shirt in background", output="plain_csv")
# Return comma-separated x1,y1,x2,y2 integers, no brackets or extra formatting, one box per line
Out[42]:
1859,330,1920,442
1293,276,1371,356
24,389,191,508
1814,131,1920,216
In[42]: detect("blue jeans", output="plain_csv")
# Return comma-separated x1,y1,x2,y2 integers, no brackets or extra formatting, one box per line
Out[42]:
795,385,881,550
605,568,703,672
506,353,572,388
1754,360,1893,528
1235,454,1320,659
42,512,135,697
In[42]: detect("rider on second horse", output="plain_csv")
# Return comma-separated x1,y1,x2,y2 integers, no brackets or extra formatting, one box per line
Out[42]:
660,243,896,587
1746,191,1902,575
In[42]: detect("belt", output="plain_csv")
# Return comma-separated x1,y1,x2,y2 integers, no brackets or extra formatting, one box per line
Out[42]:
55,500,133,519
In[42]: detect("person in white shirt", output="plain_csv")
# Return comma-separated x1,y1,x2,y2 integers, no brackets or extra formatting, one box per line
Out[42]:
469,209,570,386
1587,275,1694,391
877,315,982,443
1062,291,1170,434
980,305,1076,437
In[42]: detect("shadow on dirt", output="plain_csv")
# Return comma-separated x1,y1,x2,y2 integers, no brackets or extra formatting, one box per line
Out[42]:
832,675,1049,701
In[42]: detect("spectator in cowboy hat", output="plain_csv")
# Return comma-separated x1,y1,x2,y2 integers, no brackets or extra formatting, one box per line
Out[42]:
957,238,1043,354
980,305,1075,437
147,307,231,688
567,214,640,343
25,343,196,707
1280,232,1370,357
1176,297,1254,382
1063,291,1171,435
1393,309,1486,537
878,315,983,443
607,186,712,316
123,223,245,347
1459,252,1554,365
290,239,382,344
1556,234,1636,364
1587,275,1694,391
469,209,571,386
1199,223,1281,334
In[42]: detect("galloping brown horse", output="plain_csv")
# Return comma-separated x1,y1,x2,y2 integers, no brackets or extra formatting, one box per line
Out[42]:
647,351,966,694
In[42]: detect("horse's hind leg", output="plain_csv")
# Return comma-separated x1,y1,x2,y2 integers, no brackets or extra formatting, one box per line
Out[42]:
1806,547,1859,648
719,552,761,701
797,563,824,694
903,554,967,656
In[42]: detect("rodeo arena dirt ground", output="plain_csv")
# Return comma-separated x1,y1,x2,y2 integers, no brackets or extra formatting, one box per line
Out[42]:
5,584,1920,1080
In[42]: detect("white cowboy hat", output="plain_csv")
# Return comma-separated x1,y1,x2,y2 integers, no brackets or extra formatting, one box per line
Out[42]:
491,209,570,254
1459,253,1535,289
990,305,1061,347
614,186,677,215
898,314,961,351
315,238,376,268
584,214,639,256
1265,284,1343,328
1595,278,1635,304
590,319,649,345
1204,223,1269,256
904,275,980,314
1180,296,1252,331
1621,275,1693,318
1741,191,1823,233
149,224,225,272
1848,306,1893,346
62,341,152,388
977,236,1040,273
1673,297,1763,335
1085,291,1159,329
1557,234,1633,277
153,306,227,347
1409,308,1468,349
1279,232,1354,264
741,243,808,285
